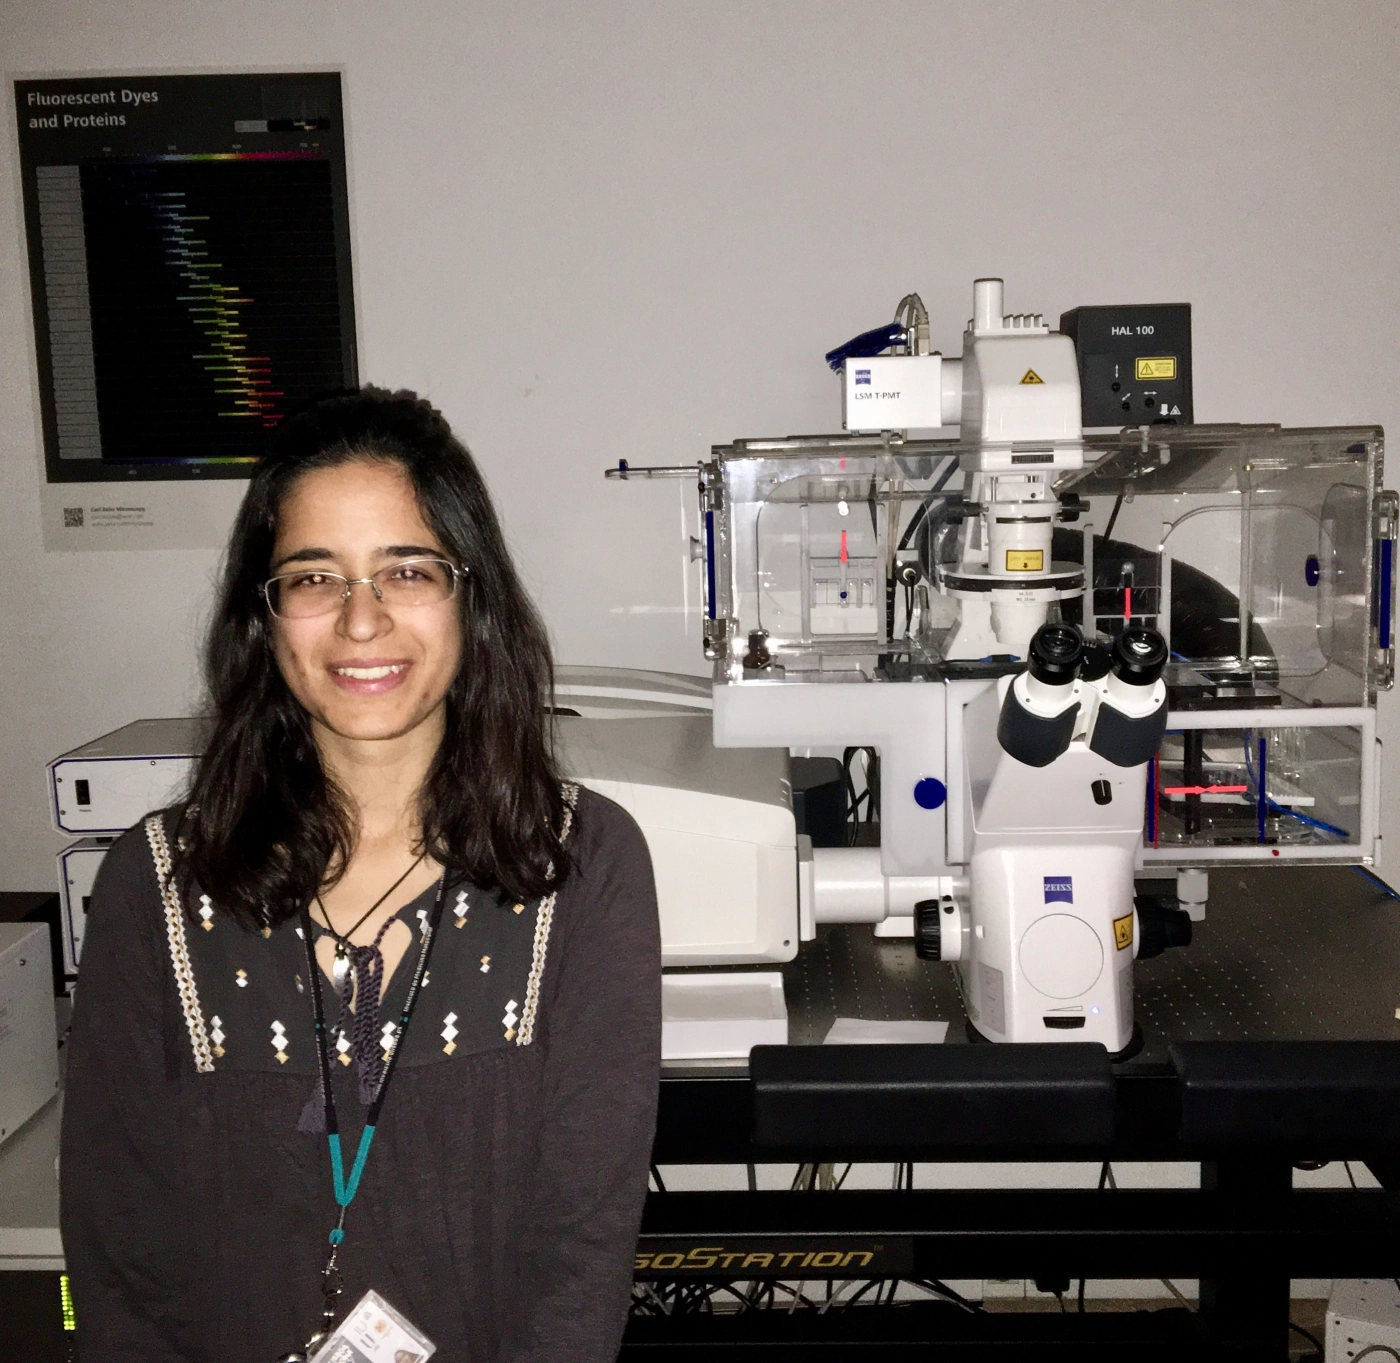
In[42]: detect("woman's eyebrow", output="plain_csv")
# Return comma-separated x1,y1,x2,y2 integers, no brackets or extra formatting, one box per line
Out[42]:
271,546,336,571
382,544,443,559
270,544,442,572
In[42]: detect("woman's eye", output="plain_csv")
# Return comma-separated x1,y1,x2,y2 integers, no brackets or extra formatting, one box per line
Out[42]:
287,573,333,591
387,562,441,584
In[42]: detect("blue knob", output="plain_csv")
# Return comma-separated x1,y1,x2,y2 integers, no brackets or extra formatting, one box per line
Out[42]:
914,777,946,810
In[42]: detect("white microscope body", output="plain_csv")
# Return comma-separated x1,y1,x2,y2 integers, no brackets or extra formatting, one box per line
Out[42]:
943,277,1085,662
957,628,1169,1051
608,274,1390,1060
709,279,1173,1052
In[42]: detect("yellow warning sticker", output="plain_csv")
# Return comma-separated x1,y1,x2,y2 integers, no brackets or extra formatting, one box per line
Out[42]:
1135,356,1177,381
1005,549,1044,572
1019,369,1044,385
1113,913,1134,951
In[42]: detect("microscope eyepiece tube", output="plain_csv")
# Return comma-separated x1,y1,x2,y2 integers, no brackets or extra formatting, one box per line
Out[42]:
1110,624,1168,687
1027,622,1085,687
1088,624,1170,767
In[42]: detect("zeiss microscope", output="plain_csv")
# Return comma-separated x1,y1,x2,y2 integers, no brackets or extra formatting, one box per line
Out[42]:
613,277,1393,1056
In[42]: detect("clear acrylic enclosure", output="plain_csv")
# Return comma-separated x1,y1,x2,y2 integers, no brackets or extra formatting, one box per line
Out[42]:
1143,713,1375,861
1061,424,1394,707
702,424,1395,710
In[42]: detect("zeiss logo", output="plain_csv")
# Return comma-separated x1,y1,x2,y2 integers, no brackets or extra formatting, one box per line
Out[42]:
854,369,871,385
1043,877,1073,904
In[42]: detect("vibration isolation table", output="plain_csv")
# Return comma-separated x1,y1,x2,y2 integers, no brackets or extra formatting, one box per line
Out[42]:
628,865,1400,1361
5,875,1400,1359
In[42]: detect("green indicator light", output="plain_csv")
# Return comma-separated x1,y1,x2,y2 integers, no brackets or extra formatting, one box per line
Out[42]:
60,1273,77,1330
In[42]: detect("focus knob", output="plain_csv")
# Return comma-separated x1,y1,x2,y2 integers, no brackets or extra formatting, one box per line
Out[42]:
914,899,942,960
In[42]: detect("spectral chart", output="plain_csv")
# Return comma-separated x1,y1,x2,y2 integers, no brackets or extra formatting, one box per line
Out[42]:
16,73,355,483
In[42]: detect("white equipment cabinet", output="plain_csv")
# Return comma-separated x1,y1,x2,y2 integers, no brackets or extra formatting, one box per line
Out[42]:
49,717,200,835
0,924,59,1147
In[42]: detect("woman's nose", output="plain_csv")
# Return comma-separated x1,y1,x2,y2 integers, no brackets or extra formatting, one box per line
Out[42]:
337,578,391,638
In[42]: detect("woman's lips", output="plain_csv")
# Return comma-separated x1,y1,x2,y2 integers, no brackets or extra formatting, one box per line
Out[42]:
327,660,412,695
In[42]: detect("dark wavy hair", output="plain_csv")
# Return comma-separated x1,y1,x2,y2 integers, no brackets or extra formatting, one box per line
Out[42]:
177,387,567,928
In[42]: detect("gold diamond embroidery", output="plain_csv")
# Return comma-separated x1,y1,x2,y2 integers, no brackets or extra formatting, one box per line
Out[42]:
480,955,491,973
271,1020,289,1065
512,902,525,915
453,890,468,929
335,1030,352,1066
442,1012,458,1055
198,895,214,931
236,969,248,988
210,1015,226,1059
503,999,519,1041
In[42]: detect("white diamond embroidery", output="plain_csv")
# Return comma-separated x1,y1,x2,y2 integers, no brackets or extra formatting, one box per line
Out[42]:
453,890,468,928
198,894,214,931
503,999,519,1041
442,1011,459,1055
381,1021,399,1062
416,907,430,939
210,1015,226,1059
271,1020,289,1065
335,1030,352,1066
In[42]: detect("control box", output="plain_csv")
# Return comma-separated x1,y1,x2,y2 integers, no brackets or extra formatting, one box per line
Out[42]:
1327,1279,1400,1361
1059,303,1193,428
0,923,59,1146
49,718,201,835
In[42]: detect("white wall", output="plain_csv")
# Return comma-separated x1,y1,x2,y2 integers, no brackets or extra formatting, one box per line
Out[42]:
3,0,1399,889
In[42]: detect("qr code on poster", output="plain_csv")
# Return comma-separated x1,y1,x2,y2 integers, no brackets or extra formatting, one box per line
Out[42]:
63,507,83,528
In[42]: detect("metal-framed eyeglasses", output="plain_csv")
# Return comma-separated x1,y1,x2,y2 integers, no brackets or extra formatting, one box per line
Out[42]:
261,558,464,620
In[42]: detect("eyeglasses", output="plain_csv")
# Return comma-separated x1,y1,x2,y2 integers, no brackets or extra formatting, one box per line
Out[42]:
261,558,463,620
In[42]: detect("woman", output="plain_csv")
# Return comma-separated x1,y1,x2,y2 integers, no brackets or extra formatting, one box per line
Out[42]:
61,388,661,1362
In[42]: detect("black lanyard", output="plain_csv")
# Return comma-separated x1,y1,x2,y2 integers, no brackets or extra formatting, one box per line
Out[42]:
288,874,449,1358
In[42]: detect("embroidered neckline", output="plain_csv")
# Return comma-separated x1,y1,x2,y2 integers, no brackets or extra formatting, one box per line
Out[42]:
148,783,581,1069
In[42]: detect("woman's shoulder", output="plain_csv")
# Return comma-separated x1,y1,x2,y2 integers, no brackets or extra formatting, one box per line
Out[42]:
547,784,660,987
96,807,175,888
90,803,198,911
565,783,651,872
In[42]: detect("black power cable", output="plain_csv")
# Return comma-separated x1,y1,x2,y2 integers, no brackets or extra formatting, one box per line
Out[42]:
1287,1319,1323,1359
1102,490,1125,542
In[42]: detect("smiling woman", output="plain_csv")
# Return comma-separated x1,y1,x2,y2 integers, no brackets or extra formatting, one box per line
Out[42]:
59,388,661,1363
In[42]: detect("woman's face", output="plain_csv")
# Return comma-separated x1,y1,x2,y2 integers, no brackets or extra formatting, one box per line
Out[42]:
267,459,463,745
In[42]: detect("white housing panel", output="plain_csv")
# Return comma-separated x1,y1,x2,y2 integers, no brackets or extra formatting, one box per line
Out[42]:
960,331,1081,447
661,972,787,1060
556,714,797,966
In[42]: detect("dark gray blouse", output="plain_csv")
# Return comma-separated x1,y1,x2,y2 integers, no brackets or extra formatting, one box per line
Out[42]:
60,787,661,1362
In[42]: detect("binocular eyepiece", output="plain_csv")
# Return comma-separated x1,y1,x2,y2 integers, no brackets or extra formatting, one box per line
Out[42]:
1111,623,1169,687
998,620,1171,769
1027,621,1168,691
1027,623,1084,686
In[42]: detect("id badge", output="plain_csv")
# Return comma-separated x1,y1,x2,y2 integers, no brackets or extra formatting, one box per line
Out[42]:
310,1290,436,1363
